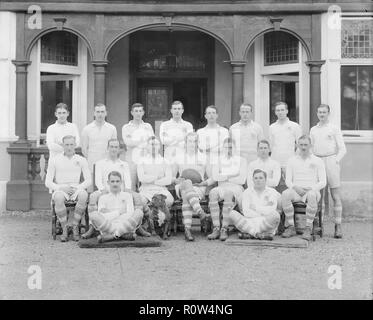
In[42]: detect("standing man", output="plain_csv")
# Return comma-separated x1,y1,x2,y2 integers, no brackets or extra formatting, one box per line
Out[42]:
45,135,91,242
229,103,264,164
310,104,347,238
197,105,229,166
269,101,302,174
159,101,193,163
122,103,154,190
81,103,117,171
46,103,80,159
281,135,326,241
247,140,281,189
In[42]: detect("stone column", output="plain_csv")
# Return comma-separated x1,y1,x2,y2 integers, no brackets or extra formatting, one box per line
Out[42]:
92,60,108,106
230,61,246,123
6,60,32,211
306,60,325,128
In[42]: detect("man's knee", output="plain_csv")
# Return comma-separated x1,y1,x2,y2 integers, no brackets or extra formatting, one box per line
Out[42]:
180,179,193,192
89,191,101,204
306,190,318,205
281,189,293,203
53,192,65,206
223,190,234,202
77,190,88,203
209,188,219,201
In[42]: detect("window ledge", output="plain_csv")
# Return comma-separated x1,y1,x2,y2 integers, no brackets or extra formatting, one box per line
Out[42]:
343,134,373,144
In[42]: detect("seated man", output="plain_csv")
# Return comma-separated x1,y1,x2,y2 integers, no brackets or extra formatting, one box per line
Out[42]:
281,135,326,241
45,135,91,242
83,138,149,239
230,169,280,240
137,136,174,208
89,171,143,243
207,137,247,241
173,132,214,241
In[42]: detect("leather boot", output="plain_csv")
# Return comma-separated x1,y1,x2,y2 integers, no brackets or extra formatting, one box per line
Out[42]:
184,228,194,241
136,225,151,237
334,224,343,239
238,232,254,240
72,225,80,241
281,225,296,238
207,227,220,240
122,233,136,241
81,225,95,239
219,227,228,241
257,232,274,241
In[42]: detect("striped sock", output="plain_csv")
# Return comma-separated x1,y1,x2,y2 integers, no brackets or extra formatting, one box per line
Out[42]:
230,210,253,235
305,204,317,228
55,208,67,227
222,201,234,228
209,201,220,228
72,205,86,226
282,204,295,227
115,211,143,238
184,189,203,215
334,205,342,224
182,203,193,229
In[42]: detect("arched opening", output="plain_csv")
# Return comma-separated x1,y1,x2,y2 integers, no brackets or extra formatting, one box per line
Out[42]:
105,25,232,134
27,30,92,144
243,30,310,135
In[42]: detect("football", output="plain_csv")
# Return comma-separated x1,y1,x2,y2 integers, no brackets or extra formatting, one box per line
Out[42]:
181,169,202,184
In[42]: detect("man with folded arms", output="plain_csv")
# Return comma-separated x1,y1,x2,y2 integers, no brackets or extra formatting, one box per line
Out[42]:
45,135,91,242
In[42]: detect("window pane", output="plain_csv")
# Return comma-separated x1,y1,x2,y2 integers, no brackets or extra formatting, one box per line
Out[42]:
341,65,373,130
341,19,373,59
41,31,78,66
41,80,73,133
264,31,299,65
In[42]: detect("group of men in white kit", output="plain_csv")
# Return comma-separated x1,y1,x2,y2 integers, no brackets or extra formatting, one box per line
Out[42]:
44,98,346,243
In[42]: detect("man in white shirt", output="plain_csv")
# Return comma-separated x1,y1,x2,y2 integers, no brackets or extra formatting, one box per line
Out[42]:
45,135,91,242
81,103,117,171
281,135,326,241
230,169,281,240
89,171,144,243
229,103,264,164
269,101,302,175
247,140,281,189
122,103,154,190
46,103,80,159
310,104,347,238
197,105,229,166
137,137,174,208
160,101,193,163
207,137,247,241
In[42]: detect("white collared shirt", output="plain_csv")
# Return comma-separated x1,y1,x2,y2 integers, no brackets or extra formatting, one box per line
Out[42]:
247,157,281,188
45,153,91,191
197,125,229,160
285,154,326,192
269,118,302,167
94,158,131,192
229,120,264,162
241,186,279,218
46,121,80,159
137,154,173,187
122,120,154,163
310,122,346,162
159,118,193,160
81,121,117,170
98,191,134,216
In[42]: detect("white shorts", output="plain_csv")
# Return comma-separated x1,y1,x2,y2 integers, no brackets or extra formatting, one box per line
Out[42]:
320,155,341,189
52,189,85,202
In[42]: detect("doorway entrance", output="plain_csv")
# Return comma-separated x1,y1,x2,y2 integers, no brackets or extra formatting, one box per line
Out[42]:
137,78,207,132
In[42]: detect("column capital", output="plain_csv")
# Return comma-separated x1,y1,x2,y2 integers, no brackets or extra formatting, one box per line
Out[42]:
91,60,109,67
229,60,246,67
306,60,326,70
12,60,31,73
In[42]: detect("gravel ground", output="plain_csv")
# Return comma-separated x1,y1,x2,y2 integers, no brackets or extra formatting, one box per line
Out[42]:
0,211,372,300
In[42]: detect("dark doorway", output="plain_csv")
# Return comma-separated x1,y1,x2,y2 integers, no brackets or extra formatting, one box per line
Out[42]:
137,79,207,130
269,80,299,123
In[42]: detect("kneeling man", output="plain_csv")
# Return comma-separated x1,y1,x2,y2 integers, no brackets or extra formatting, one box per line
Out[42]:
281,135,326,240
89,171,144,242
45,135,91,242
230,169,280,240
